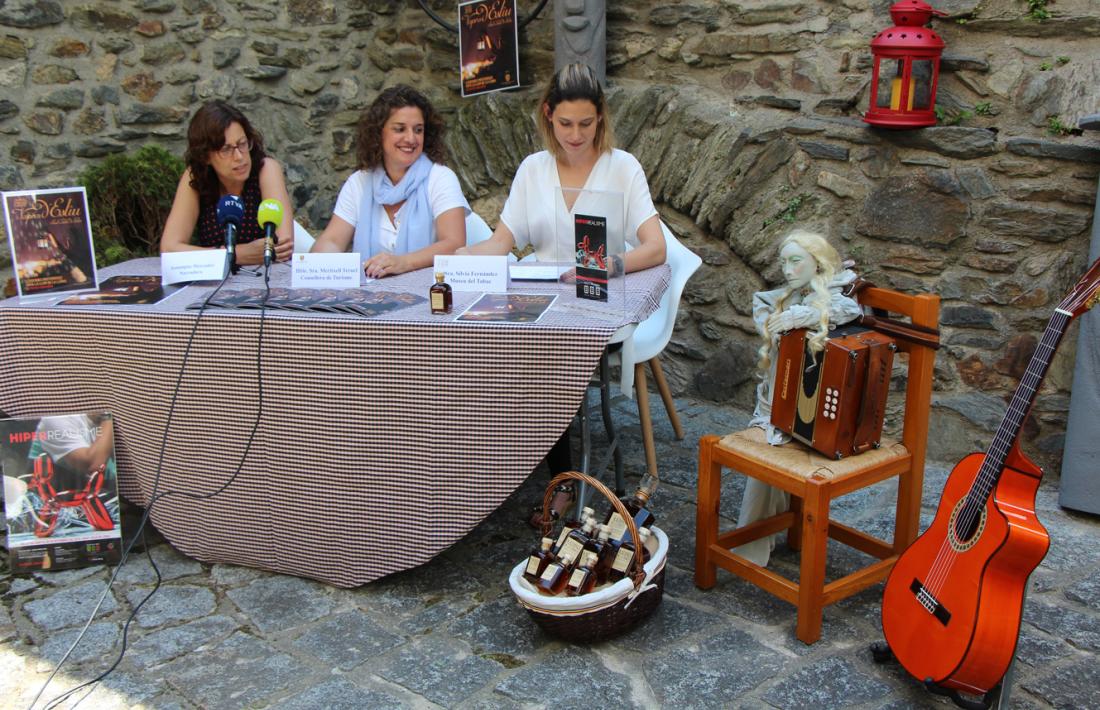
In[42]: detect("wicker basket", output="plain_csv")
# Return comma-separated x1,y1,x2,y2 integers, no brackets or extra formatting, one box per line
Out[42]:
508,471,667,643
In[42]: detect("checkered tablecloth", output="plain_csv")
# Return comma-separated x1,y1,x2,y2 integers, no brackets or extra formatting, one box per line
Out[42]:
0,258,670,586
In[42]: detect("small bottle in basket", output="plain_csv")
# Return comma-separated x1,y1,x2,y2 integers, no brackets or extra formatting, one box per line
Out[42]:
604,473,658,545
566,550,599,596
556,517,597,570
429,272,453,314
607,527,652,583
553,506,594,555
592,524,616,585
538,551,576,594
523,537,558,584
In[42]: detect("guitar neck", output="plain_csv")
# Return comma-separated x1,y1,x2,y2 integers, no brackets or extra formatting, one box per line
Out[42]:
971,309,1072,501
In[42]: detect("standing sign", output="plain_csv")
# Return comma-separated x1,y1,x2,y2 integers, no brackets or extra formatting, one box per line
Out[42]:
459,0,520,97
2,187,98,299
575,213,608,301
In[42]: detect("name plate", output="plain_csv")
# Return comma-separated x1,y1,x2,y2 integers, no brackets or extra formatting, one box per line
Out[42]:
161,249,227,285
292,252,361,289
433,255,508,293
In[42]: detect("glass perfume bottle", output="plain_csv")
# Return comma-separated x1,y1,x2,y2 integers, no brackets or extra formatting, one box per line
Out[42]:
591,524,616,585
608,527,652,583
604,472,658,545
429,272,452,314
538,551,576,594
523,537,557,584
556,517,596,569
554,506,594,554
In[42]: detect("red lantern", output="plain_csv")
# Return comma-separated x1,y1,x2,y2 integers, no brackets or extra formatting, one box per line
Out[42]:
864,0,946,129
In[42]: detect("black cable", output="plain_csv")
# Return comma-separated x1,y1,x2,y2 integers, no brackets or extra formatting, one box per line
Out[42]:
32,267,275,710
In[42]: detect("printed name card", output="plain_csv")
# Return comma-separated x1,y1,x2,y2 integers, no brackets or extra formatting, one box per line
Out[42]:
433,255,508,293
161,249,228,285
292,252,361,289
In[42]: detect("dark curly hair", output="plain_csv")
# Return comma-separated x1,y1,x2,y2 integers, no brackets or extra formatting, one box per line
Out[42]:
184,100,267,205
355,85,447,171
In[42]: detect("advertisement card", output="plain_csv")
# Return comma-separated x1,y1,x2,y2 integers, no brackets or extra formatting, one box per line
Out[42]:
1,412,122,572
2,187,98,299
57,275,180,306
459,0,520,97
457,293,557,323
575,213,608,301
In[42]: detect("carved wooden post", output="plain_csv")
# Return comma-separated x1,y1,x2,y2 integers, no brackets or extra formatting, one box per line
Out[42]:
555,0,606,84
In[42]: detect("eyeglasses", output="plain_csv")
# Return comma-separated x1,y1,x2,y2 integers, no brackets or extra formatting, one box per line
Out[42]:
216,138,252,158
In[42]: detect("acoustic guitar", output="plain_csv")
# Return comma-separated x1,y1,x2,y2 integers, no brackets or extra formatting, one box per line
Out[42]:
881,255,1100,700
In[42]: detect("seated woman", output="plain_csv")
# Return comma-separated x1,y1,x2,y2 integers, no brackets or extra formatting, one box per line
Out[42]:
161,100,294,264
310,85,468,278
462,62,665,276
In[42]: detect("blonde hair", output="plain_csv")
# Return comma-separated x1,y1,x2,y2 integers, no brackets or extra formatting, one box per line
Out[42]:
536,63,615,161
757,229,842,372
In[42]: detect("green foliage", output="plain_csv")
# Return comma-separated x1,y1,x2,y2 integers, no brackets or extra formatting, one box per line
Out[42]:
1047,115,1074,136
1026,0,1051,21
1056,56,1070,65
762,193,811,229
934,106,974,126
973,101,994,116
80,145,184,267
1038,60,1053,71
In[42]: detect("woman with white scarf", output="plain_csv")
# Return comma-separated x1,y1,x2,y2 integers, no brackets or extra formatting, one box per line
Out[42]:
312,85,468,278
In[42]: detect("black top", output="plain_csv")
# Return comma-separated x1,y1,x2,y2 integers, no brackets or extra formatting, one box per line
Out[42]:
194,173,264,247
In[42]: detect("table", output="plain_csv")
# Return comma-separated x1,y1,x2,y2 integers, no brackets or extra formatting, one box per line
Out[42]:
0,258,669,586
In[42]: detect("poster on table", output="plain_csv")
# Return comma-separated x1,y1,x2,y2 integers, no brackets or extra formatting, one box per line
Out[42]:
458,0,520,97
0,412,122,572
57,275,180,306
2,187,98,299
575,213,609,302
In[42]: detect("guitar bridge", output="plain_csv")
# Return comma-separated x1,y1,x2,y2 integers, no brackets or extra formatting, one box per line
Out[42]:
910,578,951,626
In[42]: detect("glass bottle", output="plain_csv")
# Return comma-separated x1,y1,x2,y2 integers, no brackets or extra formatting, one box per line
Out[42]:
592,524,616,585
523,537,557,584
429,272,452,314
608,527,652,583
553,506,594,554
538,551,575,594
566,550,598,596
556,518,596,569
604,472,658,545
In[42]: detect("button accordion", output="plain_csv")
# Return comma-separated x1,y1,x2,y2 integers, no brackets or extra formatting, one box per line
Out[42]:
770,325,896,460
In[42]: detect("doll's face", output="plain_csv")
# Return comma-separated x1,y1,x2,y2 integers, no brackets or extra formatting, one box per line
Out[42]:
780,241,817,290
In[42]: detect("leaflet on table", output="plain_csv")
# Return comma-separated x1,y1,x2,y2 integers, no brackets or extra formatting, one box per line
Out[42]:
433,254,508,292
56,275,182,306
0,411,123,572
161,249,227,284
187,287,425,317
292,252,361,289
2,187,99,300
456,293,557,323
458,0,520,97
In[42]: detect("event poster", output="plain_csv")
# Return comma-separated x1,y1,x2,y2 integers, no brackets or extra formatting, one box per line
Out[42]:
57,275,180,306
575,213,608,301
2,187,98,299
459,0,520,97
1,412,122,572
457,293,557,323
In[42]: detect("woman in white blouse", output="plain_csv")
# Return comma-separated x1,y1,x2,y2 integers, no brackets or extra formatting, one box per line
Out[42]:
463,63,665,275
311,85,468,278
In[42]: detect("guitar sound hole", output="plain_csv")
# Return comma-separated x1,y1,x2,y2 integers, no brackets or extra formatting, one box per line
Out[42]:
954,510,981,543
947,499,987,552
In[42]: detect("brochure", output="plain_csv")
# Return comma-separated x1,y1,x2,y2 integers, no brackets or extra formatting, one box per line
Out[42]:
459,0,520,97
457,293,557,323
2,187,98,299
1,412,122,572
575,213,609,302
57,275,180,306
187,287,426,318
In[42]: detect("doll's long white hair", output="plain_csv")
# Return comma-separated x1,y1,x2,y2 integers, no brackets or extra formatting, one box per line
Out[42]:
757,229,842,372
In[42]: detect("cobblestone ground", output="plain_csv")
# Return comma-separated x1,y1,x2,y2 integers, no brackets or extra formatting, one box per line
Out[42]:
2,397,1098,709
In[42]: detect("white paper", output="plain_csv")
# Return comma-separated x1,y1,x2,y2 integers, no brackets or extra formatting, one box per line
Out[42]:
509,263,570,281
161,249,228,285
291,252,361,289
433,254,508,293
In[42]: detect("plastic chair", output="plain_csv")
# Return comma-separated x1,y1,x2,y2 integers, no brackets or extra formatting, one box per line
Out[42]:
465,211,493,247
613,223,701,477
292,220,315,252
694,286,940,644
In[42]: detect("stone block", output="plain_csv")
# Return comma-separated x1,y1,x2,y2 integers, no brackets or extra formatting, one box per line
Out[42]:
40,622,119,664
70,5,138,32
980,201,1089,242
141,41,185,66
762,655,893,707
128,615,238,669
24,581,119,631
227,575,335,633
289,610,403,670
36,88,84,110
495,647,634,707
49,39,88,58
375,636,503,706
32,64,78,84
798,140,849,161
0,0,63,28
125,585,215,628
887,126,998,160
856,174,969,248
241,65,287,81
23,109,63,135
1006,137,1100,164
272,679,405,710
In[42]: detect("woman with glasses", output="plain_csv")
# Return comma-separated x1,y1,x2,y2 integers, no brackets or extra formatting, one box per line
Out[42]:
160,100,294,264
310,85,468,279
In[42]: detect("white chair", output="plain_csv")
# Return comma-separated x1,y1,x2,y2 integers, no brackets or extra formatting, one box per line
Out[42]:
614,222,702,476
465,211,493,247
293,220,315,253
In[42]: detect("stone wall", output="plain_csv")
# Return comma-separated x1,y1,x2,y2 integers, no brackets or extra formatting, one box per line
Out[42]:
1,0,1098,474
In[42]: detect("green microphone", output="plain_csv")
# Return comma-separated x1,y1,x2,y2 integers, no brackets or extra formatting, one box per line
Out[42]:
257,198,284,268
